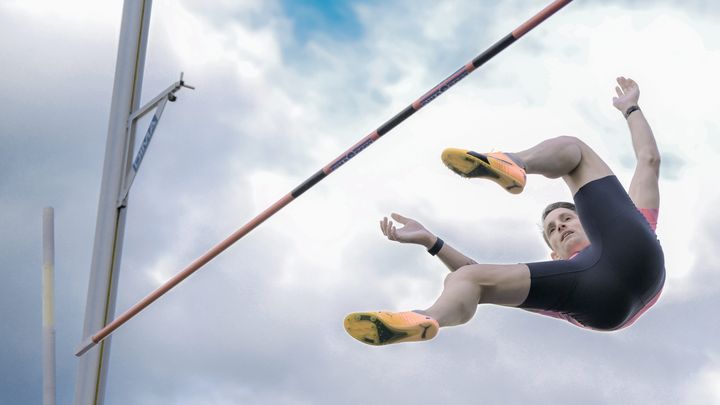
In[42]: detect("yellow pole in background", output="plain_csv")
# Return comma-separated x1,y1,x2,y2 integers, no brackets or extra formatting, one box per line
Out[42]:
42,207,56,405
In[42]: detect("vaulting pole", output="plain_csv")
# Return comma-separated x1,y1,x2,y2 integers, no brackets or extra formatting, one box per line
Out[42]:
76,0,573,357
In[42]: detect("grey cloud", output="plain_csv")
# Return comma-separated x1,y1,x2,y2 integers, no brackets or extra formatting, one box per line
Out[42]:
684,197,720,296
617,150,685,181
0,7,116,404
656,151,685,180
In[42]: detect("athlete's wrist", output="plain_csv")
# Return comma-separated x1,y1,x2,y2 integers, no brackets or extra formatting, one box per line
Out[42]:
423,234,438,250
427,236,444,256
623,104,641,119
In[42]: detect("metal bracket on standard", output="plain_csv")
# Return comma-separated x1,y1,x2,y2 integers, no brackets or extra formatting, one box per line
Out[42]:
117,72,195,207
74,336,96,357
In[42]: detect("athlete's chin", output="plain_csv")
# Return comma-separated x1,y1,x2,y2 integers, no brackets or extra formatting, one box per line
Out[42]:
563,239,589,254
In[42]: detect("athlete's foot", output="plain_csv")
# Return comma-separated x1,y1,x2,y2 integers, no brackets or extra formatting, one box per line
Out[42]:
344,311,439,346
441,148,526,194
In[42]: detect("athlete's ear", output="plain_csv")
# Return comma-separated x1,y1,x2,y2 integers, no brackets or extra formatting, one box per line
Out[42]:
550,251,560,261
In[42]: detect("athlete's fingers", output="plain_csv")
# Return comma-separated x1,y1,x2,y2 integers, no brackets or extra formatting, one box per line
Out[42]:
615,86,623,97
389,226,396,240
381,217,389,236
391,212,408,225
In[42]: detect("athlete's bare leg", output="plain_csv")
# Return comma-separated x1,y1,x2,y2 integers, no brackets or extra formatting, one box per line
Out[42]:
514,135,614,195
423,263,531,327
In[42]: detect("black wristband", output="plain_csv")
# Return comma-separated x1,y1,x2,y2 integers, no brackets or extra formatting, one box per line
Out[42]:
624,105,640,118
427,237,444,256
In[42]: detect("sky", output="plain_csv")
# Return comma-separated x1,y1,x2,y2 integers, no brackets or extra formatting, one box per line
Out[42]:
1,0,720,404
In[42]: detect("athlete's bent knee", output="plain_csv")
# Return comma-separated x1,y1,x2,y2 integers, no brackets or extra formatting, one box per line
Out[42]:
448,264,502,286
554,135,581,145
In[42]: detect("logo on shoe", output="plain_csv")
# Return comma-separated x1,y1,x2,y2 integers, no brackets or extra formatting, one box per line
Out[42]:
420,325,432,339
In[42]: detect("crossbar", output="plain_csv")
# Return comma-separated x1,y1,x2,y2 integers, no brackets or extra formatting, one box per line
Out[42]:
76,0,573,357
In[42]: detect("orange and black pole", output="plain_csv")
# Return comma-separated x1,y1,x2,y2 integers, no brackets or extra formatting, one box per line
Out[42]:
76,0,573,357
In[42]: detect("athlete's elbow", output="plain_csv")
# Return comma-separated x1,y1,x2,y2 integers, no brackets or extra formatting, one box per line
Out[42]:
637,152,661,170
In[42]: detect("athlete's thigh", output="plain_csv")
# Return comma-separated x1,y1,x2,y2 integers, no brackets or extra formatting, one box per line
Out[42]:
463,263,531,307
562,139,614,196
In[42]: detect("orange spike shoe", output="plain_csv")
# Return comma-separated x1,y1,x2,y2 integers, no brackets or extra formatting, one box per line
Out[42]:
344,311,439,346
441,148,526,194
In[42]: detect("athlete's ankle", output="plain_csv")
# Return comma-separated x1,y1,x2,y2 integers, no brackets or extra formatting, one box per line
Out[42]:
504,152,527,171
414,309,447,326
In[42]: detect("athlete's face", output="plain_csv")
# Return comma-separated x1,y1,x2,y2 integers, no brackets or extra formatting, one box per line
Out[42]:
543,208,590,260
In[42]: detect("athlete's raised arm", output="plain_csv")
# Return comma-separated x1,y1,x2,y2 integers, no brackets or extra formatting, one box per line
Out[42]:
380,213,477,272
612,76,661,209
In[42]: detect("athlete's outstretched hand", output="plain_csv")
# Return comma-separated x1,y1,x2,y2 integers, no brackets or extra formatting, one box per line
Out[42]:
612,76,640,113
380,213,434,248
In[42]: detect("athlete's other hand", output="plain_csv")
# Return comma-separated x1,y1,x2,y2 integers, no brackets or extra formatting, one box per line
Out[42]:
380,213,434,248
612,76,640,113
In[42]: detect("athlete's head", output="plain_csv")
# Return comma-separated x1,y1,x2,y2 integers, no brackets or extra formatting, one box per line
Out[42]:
542,202,590,260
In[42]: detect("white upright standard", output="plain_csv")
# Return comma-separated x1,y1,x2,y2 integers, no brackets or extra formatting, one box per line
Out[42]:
74,1,152,404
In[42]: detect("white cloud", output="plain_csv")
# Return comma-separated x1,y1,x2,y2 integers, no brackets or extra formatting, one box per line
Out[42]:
1,0,120,27
682,361,720,405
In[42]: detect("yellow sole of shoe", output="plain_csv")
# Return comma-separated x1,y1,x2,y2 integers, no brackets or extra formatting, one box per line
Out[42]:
441,148,524,194
441,148,487,176
344,312,436,346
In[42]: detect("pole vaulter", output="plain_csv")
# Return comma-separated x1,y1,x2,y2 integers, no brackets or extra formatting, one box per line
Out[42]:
76,0,573,357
